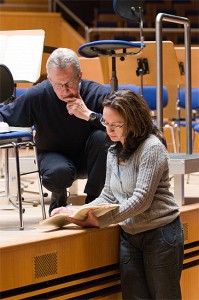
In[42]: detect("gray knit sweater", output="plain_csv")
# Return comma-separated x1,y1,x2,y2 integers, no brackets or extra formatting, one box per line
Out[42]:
87,134,179,235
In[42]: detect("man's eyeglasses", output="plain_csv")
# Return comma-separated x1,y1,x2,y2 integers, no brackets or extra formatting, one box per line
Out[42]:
100,117,124,130
50,78,79,90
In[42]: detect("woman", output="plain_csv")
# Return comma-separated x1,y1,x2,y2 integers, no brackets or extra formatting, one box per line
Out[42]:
52,90,184,300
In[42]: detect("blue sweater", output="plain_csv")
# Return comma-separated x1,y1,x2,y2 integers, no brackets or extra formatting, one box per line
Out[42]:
0,79,108,159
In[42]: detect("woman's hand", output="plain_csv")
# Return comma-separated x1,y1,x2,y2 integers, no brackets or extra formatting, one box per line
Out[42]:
66,210,100,228
50,206,77,217
51,207,100,228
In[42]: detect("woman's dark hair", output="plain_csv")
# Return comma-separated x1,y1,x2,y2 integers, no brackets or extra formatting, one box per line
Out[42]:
102,89,167,161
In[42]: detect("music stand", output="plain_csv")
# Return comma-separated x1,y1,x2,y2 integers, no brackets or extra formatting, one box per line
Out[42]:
78,0,146,92
113,0,145,47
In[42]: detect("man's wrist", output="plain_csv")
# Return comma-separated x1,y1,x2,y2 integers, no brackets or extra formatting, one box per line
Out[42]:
88,112,97,122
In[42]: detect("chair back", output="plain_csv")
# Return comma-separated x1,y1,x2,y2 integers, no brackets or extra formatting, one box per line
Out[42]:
179,88,199,110
113,0,143,23
194,124,199,133
102,84,140,94
142,86,168,111
0,64,15,103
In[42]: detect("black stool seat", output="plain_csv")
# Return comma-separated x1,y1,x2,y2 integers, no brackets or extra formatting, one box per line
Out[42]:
78,40,145,58
78,40,146,92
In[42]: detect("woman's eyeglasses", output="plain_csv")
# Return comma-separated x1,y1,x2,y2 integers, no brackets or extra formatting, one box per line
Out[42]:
100,117,124,130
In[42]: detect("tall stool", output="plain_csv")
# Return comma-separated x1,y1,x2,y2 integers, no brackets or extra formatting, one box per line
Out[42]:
0,63,46,230
0,132,46,230
79,0,145,91
79,40,145,92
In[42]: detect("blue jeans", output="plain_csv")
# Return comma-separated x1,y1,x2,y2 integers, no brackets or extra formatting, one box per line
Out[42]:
120,216,184,300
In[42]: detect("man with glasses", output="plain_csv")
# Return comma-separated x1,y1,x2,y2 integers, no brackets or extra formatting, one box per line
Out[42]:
0,48,109,215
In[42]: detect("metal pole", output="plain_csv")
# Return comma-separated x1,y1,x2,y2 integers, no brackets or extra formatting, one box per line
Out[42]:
156,13,192,153
184,22,192,153
110,57,118,92
156,14,163,132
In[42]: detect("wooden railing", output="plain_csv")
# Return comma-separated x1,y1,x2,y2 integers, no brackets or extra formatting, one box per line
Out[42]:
50,0,199,44
0,0,50,12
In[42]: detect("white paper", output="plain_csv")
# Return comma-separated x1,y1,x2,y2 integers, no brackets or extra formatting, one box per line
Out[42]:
0,30,45,83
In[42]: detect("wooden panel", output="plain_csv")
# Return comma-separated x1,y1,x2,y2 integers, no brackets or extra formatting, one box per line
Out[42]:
0,226,120,291
0,12,86,80
0,12,62,45
107,41,181,86
79,57,105,84
4,0,47,4
1,268,121,299
60,20,85,54
180,205,199,244
180,205,199,300
175,46,199,88
173,125,199,154
0,206,198,299
181,266,199,300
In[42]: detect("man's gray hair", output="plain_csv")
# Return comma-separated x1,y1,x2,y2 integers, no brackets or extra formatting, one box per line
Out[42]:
46,48,81,76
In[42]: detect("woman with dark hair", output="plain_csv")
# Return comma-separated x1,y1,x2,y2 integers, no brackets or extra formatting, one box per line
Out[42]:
52,90,184,300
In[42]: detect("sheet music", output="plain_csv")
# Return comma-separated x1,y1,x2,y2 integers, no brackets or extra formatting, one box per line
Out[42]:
0,30,45,83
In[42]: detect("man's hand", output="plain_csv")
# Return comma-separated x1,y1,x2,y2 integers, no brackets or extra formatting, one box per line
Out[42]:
65,92,91,120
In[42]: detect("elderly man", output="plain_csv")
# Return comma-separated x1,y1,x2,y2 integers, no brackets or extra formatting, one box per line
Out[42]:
0,48,109,215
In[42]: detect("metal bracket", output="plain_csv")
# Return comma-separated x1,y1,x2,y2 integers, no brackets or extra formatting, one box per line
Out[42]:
179,61,185,75
136,58,149,76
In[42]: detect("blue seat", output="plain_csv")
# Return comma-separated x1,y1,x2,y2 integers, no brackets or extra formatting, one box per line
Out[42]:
142,86,168,111
193,124,199,151
172,87,199,155
175,87,199,128
178,88,199,110
16,88,28,98
103,84,140,94
194,124,199,132
141,86,176,152
0,131,32,143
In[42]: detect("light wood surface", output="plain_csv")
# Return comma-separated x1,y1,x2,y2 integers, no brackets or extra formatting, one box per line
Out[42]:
0,203,198,299
175,46,199,88
0,12,86,80
0,159,198,299
106,41,181,86
79,57,105,84
0,224,120,289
